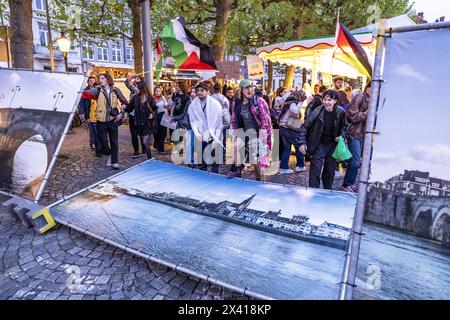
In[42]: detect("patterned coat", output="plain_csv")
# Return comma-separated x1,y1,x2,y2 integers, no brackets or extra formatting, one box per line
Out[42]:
230,96,273,170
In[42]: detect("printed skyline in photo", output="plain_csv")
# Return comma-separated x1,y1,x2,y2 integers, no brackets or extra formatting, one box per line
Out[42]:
112,160,356,228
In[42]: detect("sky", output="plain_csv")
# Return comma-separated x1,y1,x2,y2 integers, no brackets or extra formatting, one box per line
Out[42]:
0,69,84,111
412,0,450,21
371,28,450,182
112,160,357,228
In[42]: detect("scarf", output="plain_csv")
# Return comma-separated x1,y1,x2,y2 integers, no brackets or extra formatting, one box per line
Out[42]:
188,95,224,144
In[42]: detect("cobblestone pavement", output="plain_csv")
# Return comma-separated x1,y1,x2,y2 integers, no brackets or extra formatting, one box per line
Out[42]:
1,125,345,300
0,193,250,300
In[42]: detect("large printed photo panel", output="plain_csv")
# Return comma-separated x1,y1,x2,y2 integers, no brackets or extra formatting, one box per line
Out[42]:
0,69,85,200
49,160,357,299
355,28,450,299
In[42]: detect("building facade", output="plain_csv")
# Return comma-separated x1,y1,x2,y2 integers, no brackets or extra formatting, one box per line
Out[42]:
32,0,82,72
315,222,351,240
375,170,450,197
80,38,135,78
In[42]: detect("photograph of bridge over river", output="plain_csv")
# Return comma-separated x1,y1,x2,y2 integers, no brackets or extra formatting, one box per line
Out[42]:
50,160,357,299
0,69,85,200
355,29,450,300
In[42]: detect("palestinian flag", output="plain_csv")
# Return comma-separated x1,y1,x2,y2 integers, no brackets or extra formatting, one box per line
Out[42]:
159,17,218,71
334,22,373,78
155,36,163,81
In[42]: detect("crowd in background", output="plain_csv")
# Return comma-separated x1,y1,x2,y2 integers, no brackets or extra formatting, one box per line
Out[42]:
78,73,370,192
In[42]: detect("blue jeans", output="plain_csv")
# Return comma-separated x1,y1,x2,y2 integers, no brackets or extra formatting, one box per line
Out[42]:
187,129,195,164
343,137,363,186
88,121,101,151
280,127,304,169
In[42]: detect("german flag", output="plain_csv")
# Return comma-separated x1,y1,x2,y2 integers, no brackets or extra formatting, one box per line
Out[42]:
334,22,373,78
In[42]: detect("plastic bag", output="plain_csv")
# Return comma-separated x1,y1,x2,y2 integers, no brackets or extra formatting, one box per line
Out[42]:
332,137,353,161
160,111,177,129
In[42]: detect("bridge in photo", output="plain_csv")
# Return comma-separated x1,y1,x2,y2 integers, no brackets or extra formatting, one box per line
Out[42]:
0,108,69,198
365,187,450,248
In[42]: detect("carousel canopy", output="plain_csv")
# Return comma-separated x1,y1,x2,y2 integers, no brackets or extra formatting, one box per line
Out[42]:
256,15,416,79
256,32,374,79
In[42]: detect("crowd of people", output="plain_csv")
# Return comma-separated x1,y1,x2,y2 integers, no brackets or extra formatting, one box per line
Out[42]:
78,73,370,192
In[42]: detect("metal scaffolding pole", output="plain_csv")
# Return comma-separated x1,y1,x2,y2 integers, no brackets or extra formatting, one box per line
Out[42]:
34,75,87,203
338,18,450,301
140,0,154,93
338,20,386,300
388,20,450,34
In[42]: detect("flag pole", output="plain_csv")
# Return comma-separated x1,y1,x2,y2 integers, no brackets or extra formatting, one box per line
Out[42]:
141,0,154,93
338,19,387,300
330,8,341,82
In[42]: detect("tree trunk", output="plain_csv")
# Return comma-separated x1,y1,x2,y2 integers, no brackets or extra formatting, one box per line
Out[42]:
267,60,273,94
284,65,295,89
211,0,233,62
9,0,34,69
284,17,304,88
128,0,143,74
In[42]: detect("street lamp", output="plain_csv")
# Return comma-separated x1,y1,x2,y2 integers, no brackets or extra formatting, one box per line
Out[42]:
57,32,71,72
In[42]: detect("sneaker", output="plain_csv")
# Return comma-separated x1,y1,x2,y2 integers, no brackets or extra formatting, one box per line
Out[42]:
279,168,294,174
295,166,306,173
132,152,141,159
106,155,112,167
112,163,120,170
339,185,352,192
226,171,242,179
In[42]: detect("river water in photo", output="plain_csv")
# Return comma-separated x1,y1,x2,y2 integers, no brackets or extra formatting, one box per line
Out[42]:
355,223,450,300
52,191,346,300
11,135,47,195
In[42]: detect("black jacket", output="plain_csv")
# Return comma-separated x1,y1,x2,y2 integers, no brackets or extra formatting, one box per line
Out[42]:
299,105,348,155
126,95,158,132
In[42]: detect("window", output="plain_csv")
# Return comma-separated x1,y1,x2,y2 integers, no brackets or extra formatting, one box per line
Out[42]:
111,44,122,62
35,0,46,11
82,42,94,60
430,190,440,196
97,46,108,61
38,23,48,46
126,46,134,61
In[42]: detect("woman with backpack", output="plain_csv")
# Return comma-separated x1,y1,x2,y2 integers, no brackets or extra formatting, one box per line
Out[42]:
278,91,307,174
227,79,273,180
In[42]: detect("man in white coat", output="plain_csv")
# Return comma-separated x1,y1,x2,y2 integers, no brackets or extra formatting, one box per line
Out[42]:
188,82,224,173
